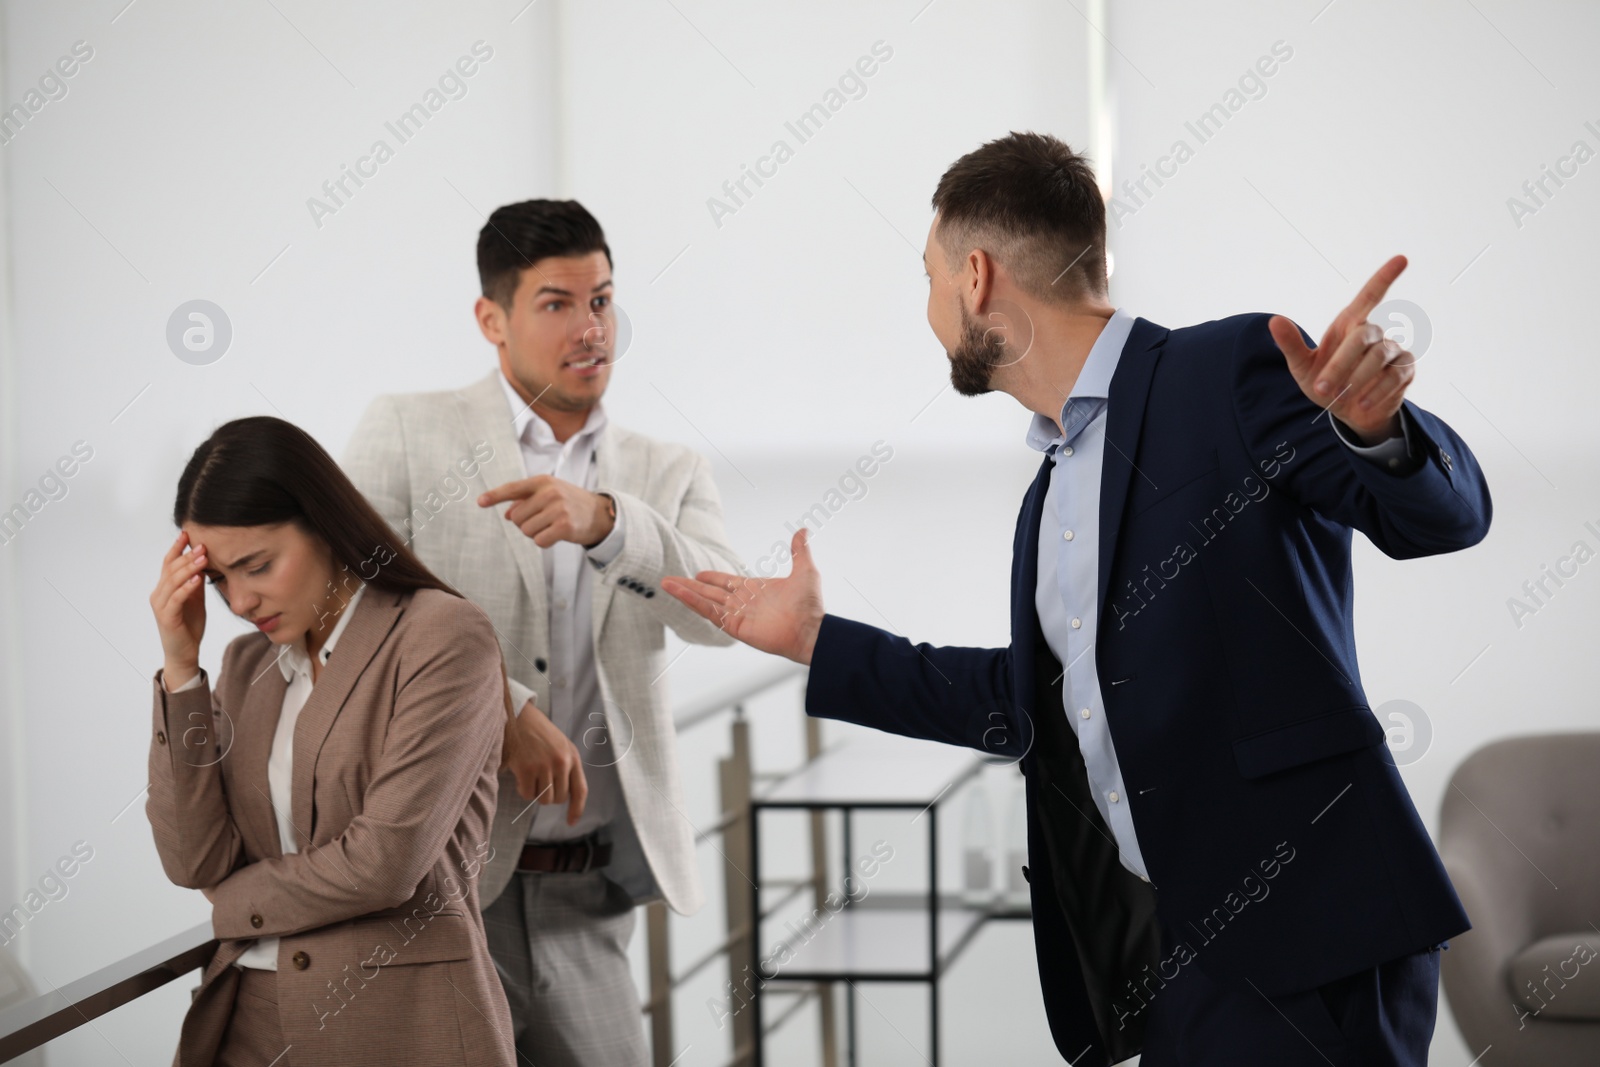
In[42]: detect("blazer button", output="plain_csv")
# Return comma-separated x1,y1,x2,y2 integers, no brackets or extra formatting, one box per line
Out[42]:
535,658,547,673
292,951,310,970
156,731,166,745
1021,865,1030,883
249,913,263,929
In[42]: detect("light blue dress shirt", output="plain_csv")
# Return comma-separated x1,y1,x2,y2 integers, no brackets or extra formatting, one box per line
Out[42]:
1028,309,1413,882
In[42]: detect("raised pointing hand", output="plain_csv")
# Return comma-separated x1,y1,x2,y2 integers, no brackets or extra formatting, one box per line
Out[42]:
1268,255,1416,444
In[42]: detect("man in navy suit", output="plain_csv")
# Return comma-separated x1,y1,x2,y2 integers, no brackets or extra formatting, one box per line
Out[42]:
662,132,1490,1066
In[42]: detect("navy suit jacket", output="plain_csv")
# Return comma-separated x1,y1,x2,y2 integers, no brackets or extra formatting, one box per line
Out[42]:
805,312,1491,1064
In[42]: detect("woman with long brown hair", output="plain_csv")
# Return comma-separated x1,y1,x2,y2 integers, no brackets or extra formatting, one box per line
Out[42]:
146,416,515,1066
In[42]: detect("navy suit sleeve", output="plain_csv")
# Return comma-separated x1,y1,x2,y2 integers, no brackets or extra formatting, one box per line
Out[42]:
1232,314,1492,559
804,614,1025,758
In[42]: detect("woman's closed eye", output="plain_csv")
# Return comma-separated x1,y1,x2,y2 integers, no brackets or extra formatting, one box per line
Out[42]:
206,561,270,585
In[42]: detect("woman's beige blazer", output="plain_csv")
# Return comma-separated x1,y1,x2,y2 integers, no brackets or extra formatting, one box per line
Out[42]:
146,585,515,1066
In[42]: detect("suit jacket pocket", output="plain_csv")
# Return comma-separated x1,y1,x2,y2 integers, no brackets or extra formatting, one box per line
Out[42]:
1232,704,1385,779
345,910,475,966
1128,460,1219,518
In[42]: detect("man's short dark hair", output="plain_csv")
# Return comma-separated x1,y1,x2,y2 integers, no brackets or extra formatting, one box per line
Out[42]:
931,131,1107,303
477,199,612,309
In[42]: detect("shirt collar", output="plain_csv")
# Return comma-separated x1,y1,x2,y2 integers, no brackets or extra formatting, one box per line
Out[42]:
278,582,367,682
498,371,608,451
1025,307,1136,454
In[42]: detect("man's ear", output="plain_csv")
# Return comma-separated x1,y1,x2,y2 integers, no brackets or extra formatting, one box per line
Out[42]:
967,247,996,315
474,295,507,346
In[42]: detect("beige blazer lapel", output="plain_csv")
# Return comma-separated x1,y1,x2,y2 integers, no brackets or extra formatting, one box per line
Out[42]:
289,586,405,848
590,422,629,642
232,648,290,861
454,370,550,621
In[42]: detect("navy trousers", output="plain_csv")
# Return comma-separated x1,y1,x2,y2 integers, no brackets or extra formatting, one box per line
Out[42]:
1138,922,1443,1066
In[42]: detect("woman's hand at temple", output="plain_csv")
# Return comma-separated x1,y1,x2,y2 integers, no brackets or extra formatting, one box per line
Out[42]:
150,529,207,691
661,528,825,665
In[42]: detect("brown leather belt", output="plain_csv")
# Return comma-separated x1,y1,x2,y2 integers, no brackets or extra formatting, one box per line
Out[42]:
517,834,611,873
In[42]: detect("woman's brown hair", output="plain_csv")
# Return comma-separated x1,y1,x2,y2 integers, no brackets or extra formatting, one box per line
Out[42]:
173,416,515,719
173,415,457,598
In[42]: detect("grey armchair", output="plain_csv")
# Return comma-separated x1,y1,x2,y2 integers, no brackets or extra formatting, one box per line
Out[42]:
1439,732,1600,1063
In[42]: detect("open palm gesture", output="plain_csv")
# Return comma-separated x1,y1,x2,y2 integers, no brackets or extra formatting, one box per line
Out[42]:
660,529,825,664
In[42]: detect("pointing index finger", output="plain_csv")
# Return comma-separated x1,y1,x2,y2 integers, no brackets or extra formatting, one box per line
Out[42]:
478,476,547,508
1339,255,1407,331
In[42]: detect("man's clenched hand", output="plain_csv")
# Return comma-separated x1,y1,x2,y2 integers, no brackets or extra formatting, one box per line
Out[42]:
479,475,615,548
501,699,588,826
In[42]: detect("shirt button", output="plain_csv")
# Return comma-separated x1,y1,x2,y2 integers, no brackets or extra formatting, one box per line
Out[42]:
156,731,166,745
1070,618,1082,629
555,677,567,689
1109,791,1120,803
1062,530,1074,541
250,914,263,929
1079,708,1091,720
555,598,568,610
1062,446,1073,457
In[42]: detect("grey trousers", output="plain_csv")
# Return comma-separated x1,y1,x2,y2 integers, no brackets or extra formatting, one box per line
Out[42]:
482,869,649,1067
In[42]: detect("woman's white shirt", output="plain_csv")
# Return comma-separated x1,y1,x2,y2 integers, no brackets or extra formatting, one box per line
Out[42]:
166,583,368,970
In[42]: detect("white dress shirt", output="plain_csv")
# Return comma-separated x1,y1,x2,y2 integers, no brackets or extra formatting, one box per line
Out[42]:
1029,309,1412,882
497,372,628,844
167,582,368,970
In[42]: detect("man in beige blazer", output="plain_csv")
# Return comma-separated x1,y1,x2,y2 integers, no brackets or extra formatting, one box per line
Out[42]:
148,584,515,1067
341,199,744,1065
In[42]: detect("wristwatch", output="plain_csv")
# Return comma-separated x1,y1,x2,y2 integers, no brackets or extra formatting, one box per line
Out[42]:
583,492,617,549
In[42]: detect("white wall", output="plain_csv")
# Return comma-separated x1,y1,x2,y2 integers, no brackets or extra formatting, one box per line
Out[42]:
0,0,22,1016
552,0,1095,460
1107,1,1600,1063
